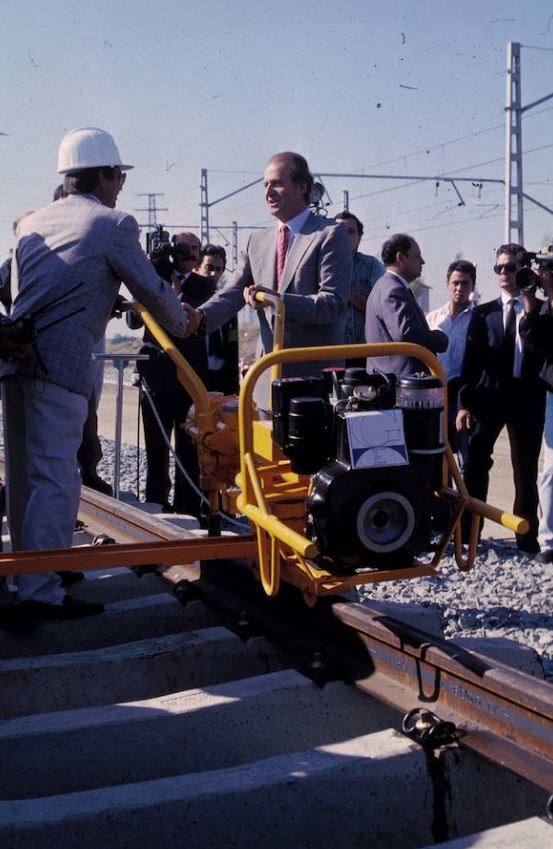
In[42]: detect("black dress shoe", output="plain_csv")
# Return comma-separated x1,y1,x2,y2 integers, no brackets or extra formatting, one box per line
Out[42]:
19,596,104,620
537,549,553,564
57,571,86,587
0,605,37,634
517,539,540,555
82,475,113,497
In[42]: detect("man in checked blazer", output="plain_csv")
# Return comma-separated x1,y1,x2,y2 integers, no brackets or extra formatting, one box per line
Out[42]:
0,128,187,624
186,151,352,410
364,233,448,376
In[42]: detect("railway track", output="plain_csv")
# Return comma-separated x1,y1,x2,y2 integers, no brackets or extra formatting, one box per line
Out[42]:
0,487,551,847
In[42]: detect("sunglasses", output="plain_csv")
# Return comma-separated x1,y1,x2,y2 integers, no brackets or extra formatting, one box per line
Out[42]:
108,168,126,186
494,262,517,274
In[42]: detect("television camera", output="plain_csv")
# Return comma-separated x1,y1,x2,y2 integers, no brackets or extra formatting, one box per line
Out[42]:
146,225,197,262
516,245,553,292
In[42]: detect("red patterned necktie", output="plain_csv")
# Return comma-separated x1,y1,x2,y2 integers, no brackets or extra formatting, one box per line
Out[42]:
276,224,289,286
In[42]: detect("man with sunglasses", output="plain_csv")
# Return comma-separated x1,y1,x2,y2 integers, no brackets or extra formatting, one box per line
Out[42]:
456,244,546,553
0,127,187,624
138,232,215,516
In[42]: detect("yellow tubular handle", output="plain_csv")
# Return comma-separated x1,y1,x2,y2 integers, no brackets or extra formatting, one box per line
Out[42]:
439,486,529,535
252,291,285,387
129,301,211,420
464,495,528,535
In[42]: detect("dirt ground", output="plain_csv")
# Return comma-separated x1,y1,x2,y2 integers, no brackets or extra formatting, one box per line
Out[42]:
97,381,519,542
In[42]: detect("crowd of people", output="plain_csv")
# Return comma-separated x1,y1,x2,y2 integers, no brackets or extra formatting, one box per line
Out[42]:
1,124,553,634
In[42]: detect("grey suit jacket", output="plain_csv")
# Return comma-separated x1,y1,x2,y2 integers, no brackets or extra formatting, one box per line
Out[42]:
202,211,352,405
365,271,448,376
0,194,186,398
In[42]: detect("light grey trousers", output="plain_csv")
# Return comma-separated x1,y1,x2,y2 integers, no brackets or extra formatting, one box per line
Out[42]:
1,376,87,603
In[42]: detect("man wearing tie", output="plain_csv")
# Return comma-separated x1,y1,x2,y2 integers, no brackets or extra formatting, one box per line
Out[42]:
364,233,448,376
185,151,352,410
456,244,546,552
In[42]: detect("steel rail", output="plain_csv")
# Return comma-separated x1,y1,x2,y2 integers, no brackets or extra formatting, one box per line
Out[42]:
331,601,553,793
161,558,553,794
2,479,551,792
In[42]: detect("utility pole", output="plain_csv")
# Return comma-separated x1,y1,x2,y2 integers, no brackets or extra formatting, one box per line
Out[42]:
136,193,167,228
231,220,238,270
504,43,524,244
200,169,209,243
504,42,553,244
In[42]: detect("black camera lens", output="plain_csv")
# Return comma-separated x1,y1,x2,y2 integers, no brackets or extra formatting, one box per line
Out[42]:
516,267,541,292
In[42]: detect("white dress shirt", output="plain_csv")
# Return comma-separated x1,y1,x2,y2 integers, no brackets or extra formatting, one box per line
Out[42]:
426,301,474,381
281,207,311,253
500,291,524,378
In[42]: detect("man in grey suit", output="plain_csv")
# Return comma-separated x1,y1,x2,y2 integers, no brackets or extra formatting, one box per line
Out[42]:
0,127,187,623
365,233,448,376
186,151,352,409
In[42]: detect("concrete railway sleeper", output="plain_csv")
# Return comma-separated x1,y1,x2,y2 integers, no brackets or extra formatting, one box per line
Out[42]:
0,496,551,846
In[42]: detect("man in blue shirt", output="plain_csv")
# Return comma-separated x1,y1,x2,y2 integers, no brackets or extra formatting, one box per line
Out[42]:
334,211,384,366
426,259,477,469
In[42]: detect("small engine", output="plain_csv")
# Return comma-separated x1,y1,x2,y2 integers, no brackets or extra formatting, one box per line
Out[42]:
272,368,445,570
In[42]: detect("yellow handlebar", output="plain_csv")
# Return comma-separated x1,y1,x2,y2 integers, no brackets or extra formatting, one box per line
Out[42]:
129,300,211,420
252,291,285,386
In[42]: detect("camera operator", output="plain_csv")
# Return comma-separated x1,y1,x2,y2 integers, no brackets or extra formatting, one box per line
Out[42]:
197,245,240,395
456,244,546,553
139,232,216,515
519,248,553,563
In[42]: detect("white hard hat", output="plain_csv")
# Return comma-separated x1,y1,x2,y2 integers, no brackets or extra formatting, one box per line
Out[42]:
57,127,134,174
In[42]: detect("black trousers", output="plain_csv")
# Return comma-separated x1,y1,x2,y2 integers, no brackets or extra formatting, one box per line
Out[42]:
462,381,545,549
140,388,200,515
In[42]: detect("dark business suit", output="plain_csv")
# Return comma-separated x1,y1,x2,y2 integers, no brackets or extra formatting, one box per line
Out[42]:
364,271,448,375
140,269,215,514
208,315,240,395
459,296,546,550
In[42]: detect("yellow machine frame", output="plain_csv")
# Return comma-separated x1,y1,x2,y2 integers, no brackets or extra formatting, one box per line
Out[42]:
0,294,528,605
135,293,528,605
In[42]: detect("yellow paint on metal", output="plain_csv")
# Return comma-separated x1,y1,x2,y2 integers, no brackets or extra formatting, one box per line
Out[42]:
252,420,284,462
1,299,527,600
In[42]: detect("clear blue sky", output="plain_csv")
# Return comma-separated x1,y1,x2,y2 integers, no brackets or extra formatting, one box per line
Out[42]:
1,0,552,318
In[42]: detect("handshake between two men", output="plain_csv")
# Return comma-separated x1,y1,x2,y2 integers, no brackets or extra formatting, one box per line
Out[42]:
181,284,276,336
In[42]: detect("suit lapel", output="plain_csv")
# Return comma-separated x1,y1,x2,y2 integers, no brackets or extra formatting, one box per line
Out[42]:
257,228,278,289
278,212,321,294
278,233,316,294
493,297,504,342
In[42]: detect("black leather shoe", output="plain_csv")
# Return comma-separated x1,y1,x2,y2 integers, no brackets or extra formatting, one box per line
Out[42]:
0,605,37,634
517,539,540,555
57,571,86,587
82,475,113,497
537,549,553,564
19,596,104,620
